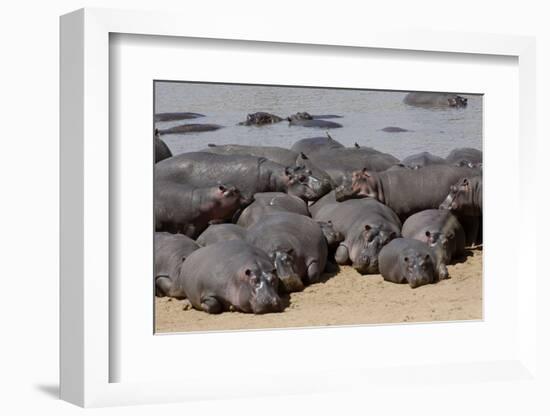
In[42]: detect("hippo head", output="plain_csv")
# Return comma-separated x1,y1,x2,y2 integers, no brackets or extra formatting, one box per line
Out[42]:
317,220,344,248
284,165,326,202
351,225,397,274
297,152,334,196
439,177,480,215
287,112,313,121
424,230,454,265
448,95,468,107
335,169,381,202
237,265,282,314
398,250,437,288
269,248,303,292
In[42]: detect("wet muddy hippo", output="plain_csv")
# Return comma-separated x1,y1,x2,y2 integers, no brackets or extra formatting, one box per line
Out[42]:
312,195,401,274
154,112,204,122
379,238,446,288
446,148,482,166
154,232,201,297
156,123,223,135
290,133,345,155
342,164,481,220
403,92,468,108
402,209,465,269
238,112,284,126
155,182,246,238
381,126,411,133
401,152,447,169
169,240,282,314
196,223,248,247
155,152,328,202
203,144,334,193
246,212,328,292
440,176,482,246
154,130,172,163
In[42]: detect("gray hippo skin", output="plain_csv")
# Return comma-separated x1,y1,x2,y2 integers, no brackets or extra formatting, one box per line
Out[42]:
155,152,327,202
401,152,447,169
381,126,411,133
440,176,482,246
312,196,401,274
287,112,343,128
171,240,282,314
246,212,328,292
402,209,465,274
403,92,468,108
196,223,248,247
343,164,481,220
236,192,309,228
154,135,172,163
155,182,245,238
203,144,334,193
154,112,204,122
154,232,201,297
446,148,482,166
156,123,223,135
290,133,345,155
379,238,444,288
238,112,284,126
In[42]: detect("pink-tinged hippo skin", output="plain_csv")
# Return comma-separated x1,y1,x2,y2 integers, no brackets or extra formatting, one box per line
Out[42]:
440,176,482,246
246,212,328,293
155,152,328,202
400,151,447,169
196,223,248,247
445,148,482,166
401,209,465,272
290,134,345,155
154,232,201,297
170,240,282,314
379,238,446,289
311,196,401,274
155,182,246,238
344,164,481,221
403,92,468,108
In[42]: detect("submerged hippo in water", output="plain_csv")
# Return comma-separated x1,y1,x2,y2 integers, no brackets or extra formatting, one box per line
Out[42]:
156,123,223,135
154,129,172,163
155,152,329,202
154,232,201,297
196,223,248,247
287,112,343,129
401,152,447,169
246,212,328,292
446,148,482,166
402,209,465,270
238,112,284,126
169,240,282,314
155,182,247,238
381,126,411,133
403,92,468,108
154,112,204,122
379,238,446,288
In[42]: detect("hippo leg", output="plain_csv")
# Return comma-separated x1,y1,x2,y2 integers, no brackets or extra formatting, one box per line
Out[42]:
155,276,172,297
334,244,350,265
200,296,223,314
306,261,321,284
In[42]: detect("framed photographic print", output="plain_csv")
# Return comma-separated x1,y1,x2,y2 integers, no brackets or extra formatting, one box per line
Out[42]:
60,8,540,409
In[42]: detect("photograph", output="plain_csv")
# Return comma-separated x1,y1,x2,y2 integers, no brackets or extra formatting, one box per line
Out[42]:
153,81,483,333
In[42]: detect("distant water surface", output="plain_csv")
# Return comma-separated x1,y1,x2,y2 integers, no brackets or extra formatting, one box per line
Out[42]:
154,82,482,160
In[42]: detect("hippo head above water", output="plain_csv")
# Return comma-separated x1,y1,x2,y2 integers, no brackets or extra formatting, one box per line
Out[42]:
208,184,248,214
268,248,303,292
283,165,327,202
342,224,397,274
398,250,437,288
237,265,282,314
334,169,381,202
448,95,468,107
287,112,313,121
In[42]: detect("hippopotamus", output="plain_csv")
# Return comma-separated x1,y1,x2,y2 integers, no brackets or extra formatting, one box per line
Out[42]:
202,144,334,192
236,192,309,228
403,92,468,108
310,114,343,119
154,129,172,163
312,195,401,274
196,223,248,247
290,133,345,155
156,123,223,135
155,152,329,202
446,148,482,166
288,116,343,129
246,212,328,292
440,176,482,246
300,146,400,186
168,240,282,314
154,232,201,297
381,126,411,133
341,164,481,220
401,152,447,169
238,112,284,126
401,209,465,270
379,238,446,288
155,182,246,238
154,112,204,122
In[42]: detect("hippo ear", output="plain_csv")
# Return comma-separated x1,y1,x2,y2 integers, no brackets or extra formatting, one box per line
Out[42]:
462,178,469,186
364,224,372,232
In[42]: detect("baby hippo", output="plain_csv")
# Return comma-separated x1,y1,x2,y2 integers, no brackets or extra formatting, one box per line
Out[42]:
171,240,282,314
402,209,465,268
379,238,448,288
196,223,247,246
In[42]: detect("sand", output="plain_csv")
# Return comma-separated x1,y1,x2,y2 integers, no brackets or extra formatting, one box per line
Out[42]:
155,248,482,333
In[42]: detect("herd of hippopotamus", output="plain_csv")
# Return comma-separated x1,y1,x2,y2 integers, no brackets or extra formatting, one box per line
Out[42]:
154,92,480,315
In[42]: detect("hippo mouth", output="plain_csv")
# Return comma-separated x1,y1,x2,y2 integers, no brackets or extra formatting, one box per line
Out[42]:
352,260,379,275
279,275,305,292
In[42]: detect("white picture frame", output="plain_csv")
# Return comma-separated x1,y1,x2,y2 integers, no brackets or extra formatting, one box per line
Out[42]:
60,8,539,408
